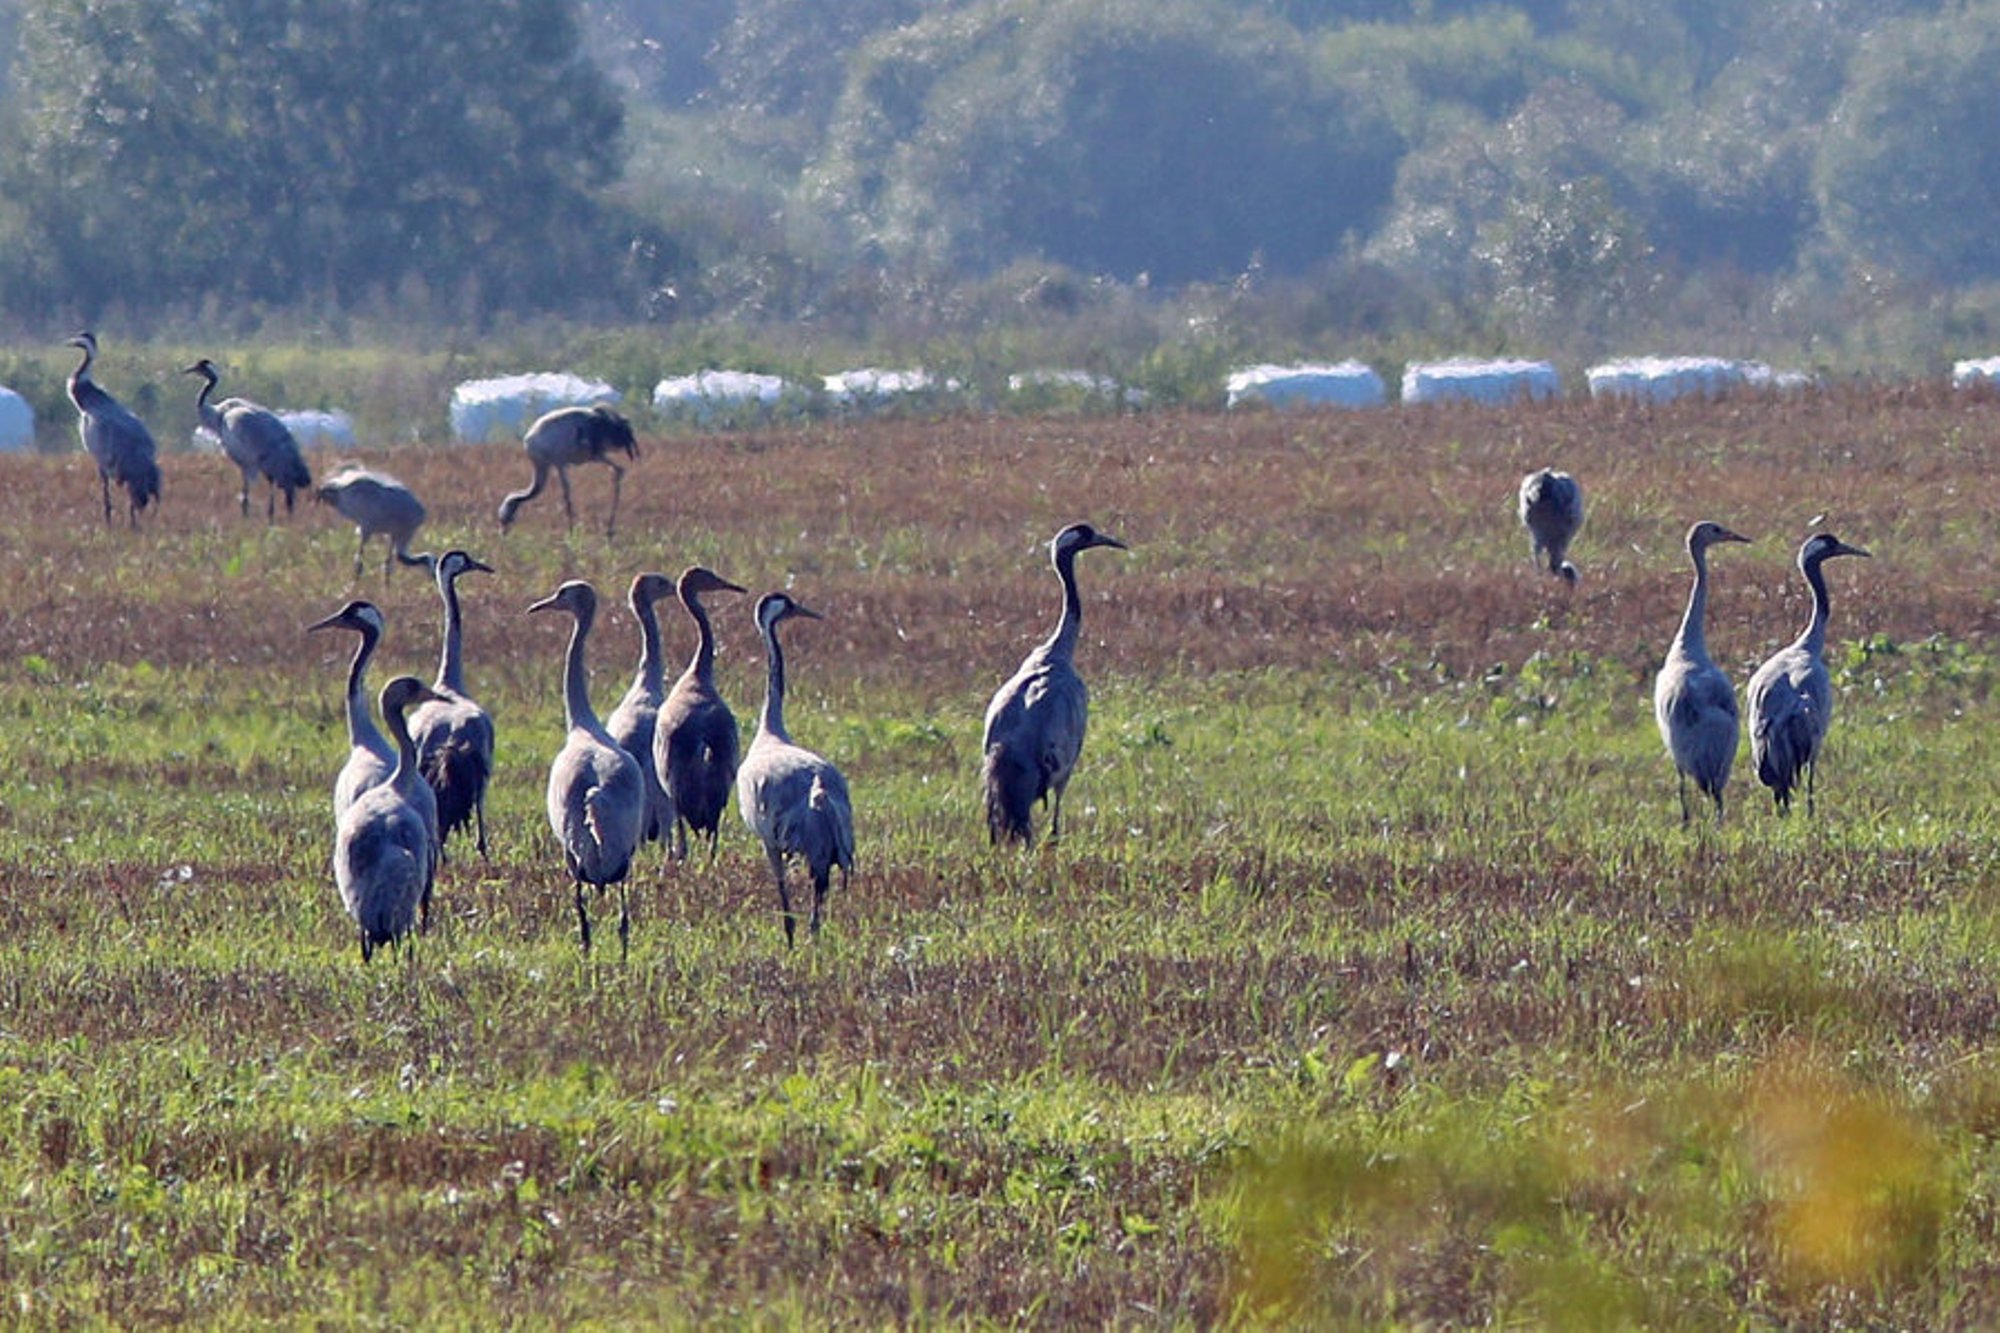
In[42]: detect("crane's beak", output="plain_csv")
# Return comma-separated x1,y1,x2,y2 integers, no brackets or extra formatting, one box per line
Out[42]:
1717,528,1751,545
304,611,345,634
465,556,496,575
526,594,559,615
787,602,823,622
1096,533,1129,552
1839,541,1872,559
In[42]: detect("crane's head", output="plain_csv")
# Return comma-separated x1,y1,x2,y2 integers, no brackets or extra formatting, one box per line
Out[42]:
1799,532,1871,568
754,591,821,637
181,358,221,383
679,566,747,602
306,599,386,640
527,579,598,622
1051,522,1128,562
65,331,97,355
437,549,494,586
630,571,675,612
1687,521,1750,556
378,675,443,722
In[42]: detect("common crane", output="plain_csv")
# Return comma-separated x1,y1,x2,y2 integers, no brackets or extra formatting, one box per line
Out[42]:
407,550,497,860
652,566,747,859
333,676,443,963
183,358,311,518
528,580,646,958
64,331,161,527
316,465,429,582
1518,468,1583,584
737,592,854,945
1747,532,1871,816
1654,521,1751,825
497,405,639,538
605,572,679,855
981,522,1127,846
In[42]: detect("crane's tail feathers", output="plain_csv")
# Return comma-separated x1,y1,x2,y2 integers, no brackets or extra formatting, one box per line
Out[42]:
982,743,1038,846
420,741,489,844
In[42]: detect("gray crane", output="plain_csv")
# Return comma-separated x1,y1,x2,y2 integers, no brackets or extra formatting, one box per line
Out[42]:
64,331,161,527
529,580,646,958
1654,521,1752,825
183,358,312,518
605,572,680,855
316,464,430,582
1747,532,1871,816
407,550,497,859
333,675,444,963
981,522,1128,846
653,565,748,859
497,405,640,538
737,592,854,945
1518,468,1583,584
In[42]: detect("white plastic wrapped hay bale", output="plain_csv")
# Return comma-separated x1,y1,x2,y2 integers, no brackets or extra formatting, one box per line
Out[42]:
1953,358,2000,390
822,367,957,411
1226,361,1384,410
279,409,358,450
449,372,620,443
652,370,803,425
1401,358,1559,406
1586,356,1757,403
0,387,32,451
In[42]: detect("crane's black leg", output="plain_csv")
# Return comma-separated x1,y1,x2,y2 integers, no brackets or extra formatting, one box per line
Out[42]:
771,851,796,947
558,469,576,529
1677,773,1690,826
574,882,593,955
810,865,828,938
618,884,631,963
100,471,113,525
606,462,623,540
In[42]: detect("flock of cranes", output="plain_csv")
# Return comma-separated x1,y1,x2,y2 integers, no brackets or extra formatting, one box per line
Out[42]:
1518,469,1872,825
58,332,1879,962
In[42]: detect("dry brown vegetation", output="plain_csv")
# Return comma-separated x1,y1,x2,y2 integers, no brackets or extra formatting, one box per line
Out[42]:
2,388,2000,1324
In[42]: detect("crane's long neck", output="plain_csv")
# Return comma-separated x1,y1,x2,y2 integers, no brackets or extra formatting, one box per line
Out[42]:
1043,546,1085,660
66,346,96,411
345,629,386,749
502,459,550,513
383,696,420,786
757,620,791,742
1673,541,1713,660
561,606,603,735
436,573,468,694
633,592,665,695
683,589,719,684
1799,554,1834,654
193,374,223,435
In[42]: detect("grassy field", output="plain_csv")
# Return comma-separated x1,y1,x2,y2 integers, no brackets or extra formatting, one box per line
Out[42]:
3,390,2000,1325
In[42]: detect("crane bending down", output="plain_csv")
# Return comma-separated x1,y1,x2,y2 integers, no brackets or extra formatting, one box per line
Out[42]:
529,580,646,958
1747,532,1871,816
652,566,748,859
65,331,161,528
407,550,497,860
737,592,854,946
982,522,1128,846
606,572,681,854
333,676,444,962
497,405,639,538
183,358,312,518
316,465,430,582
1518,468,1583,584
1654,521,1752,825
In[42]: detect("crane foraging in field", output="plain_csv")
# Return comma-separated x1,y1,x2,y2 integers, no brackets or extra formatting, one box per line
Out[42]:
64,331,161,527
183,358,312,518
333,675,444,963
317,465,429,582
738,592,853,946
497,405,639,538
529,580,646,959
982,522,1128,846
1518,468,1583,584
1747,532,1872,816
653,566,748,860
605,572,680,855
1654,521,1752,825
407,550,497,860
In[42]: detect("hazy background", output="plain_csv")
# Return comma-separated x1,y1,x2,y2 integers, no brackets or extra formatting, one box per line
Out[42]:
2,0,1997,373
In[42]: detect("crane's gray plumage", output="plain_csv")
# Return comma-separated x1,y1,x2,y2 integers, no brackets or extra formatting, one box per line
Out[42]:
183,358,311,518
1747,532,1871,816
737,592,853,946
65,331,161,527
606,572,680,854
529,580,646,958
497,405,640,538
1518,468,1583,584
407,550,497,860
316,464,430,582
333,675,443,963
982,522,1128,846
653,565,747,859
1654,521,1751,825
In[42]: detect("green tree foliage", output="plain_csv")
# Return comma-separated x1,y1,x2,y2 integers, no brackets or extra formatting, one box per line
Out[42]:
1814,5,2000,285
3,0,624,320
806,0,1400,285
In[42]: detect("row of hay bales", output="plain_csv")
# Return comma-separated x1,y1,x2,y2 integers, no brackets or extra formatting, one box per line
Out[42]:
1221,355,1830,411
